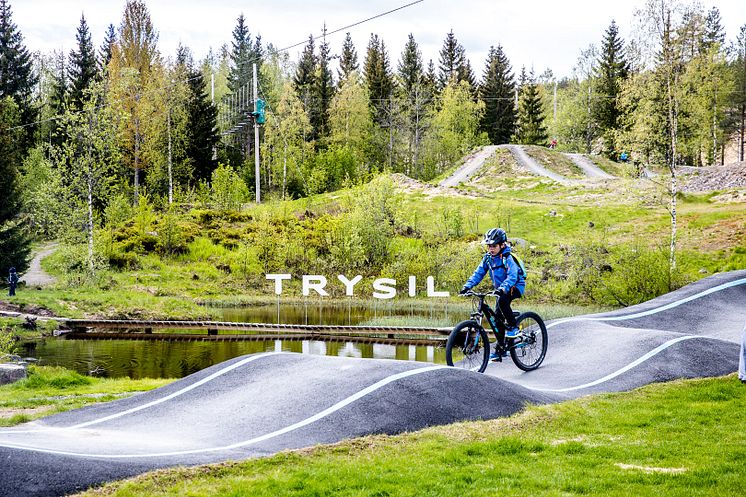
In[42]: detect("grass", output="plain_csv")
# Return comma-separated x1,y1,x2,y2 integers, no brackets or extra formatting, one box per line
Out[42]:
75,374,746,496
0,365,173,427
523,145,586,179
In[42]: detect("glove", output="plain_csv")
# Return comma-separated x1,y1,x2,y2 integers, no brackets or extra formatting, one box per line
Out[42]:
496,288,506,296
458,286,470,295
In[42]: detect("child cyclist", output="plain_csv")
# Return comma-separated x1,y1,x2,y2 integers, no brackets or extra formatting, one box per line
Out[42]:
459,228,526,360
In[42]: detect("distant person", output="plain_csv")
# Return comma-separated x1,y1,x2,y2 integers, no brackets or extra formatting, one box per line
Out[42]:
739,321,746,384
549,139,557,149
619,151,629,163
459,228,526,361
7,267,19,297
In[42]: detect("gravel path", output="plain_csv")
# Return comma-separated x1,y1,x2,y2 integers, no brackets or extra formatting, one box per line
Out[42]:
22,243,58,287
565,153,615,179
505,145,570,183
439,145,499,187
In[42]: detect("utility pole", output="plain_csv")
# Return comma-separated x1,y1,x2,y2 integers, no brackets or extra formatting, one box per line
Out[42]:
254,63,261,203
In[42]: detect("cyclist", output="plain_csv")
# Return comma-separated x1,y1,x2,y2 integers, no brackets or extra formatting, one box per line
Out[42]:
459,228,526,359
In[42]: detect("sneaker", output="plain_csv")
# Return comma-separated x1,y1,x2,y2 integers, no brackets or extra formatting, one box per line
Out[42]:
489,350,508,361
505,326,520,338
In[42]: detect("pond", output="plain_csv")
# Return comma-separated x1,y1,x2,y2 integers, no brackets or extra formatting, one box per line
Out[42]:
20,338,446,379
20,302,457,379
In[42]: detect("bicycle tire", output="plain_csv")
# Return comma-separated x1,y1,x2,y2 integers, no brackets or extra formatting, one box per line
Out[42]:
509,311,548,371
446,320,490,373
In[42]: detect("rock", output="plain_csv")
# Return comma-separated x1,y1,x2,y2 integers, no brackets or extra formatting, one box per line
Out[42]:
588,221,595,228
0,363,26,385
699,268,708,274
549,210,557,217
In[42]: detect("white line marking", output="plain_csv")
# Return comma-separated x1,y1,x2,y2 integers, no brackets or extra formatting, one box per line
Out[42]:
547,277,746,329
0,365,446,458
532,335,702,392
1,353,279,435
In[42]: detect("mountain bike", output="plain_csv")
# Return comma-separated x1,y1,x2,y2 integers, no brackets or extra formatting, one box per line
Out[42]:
445,290,548,373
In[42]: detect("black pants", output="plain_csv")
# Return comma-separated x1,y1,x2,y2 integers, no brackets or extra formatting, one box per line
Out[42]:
8,284,16,297
496,287,521,328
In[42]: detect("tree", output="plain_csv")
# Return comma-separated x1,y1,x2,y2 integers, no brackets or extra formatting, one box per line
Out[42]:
56,82,120,270
109,0,160,204
262,81,311,198
733,25,746,161
0,0,39,157
363,34,393,125
397,34,431,176
479,45,516,144
422,80,486,179
594,20,629,155
100,23,116,71
437,31,474,93
48,50,68,148
293,35,317,142
338,32,358,82
68,14,98,110
0,97,30,274
185,52,219,183
227,14,262,93
313,27,335,144
329,71,374,179
513,68,548,145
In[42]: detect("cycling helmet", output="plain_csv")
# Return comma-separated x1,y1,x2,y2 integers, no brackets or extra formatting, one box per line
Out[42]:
483,228,507,245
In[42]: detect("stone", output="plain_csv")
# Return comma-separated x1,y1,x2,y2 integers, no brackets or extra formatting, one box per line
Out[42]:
0,363,27,385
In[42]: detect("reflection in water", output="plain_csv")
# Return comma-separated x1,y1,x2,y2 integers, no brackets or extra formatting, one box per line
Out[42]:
21,338,448,380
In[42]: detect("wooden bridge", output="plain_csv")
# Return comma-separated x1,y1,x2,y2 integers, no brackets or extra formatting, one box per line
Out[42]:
60,319,451,347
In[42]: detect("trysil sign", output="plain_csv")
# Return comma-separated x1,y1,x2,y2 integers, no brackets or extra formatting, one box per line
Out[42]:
266,274,450,299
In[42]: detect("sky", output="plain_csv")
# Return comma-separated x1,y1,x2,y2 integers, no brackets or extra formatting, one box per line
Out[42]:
10,0,746,79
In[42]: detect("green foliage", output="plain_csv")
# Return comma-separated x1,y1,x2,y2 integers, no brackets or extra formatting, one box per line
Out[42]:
514,69,548,145
480,45,516,144
211,164,249,211
21,366,92,389
0,327,17,357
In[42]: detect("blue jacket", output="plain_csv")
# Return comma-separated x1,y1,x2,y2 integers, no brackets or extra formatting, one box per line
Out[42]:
464,245,525,295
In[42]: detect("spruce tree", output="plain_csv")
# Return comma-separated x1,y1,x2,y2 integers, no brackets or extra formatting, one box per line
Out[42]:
0,97,30,274
293,35,317,140
363,34,393,125
513,68,547,145
186,59,219,183
338,32,358,82
398,34,424,96
703,7,725,49
437,30,474,92
48,51,68,148
479,45,516,144
100,23,116,71
313,28,334,143
227,14,253,93
594,20,629,155
68,14,98,110
397,34,430,176
0,0,38,157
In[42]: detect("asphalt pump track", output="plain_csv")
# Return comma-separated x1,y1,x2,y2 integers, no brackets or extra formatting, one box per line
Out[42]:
1,270,745,496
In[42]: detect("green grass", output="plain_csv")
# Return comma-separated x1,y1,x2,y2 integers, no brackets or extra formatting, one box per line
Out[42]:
0,366,173,426
75,374,746,496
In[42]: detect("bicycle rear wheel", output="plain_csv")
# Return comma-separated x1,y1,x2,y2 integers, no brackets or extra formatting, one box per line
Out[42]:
446,320,490,373
509,311,548,371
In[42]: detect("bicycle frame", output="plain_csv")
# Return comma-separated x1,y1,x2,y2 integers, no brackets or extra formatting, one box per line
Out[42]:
468,292,524,355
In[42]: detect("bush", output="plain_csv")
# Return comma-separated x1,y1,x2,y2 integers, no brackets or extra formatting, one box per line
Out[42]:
21,366,92,389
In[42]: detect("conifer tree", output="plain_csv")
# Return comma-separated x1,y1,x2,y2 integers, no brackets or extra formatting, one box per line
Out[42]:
437,31,474,92
0,96,30,274
513,68,548,145
338,32,358,82
363,34,393,125
703,7,725,49
48,51,68,148
293,35,317,141
0,0,39,156
68,14,98,110
100,24,116,71
313,28,335,143
185,55,219,183
479,45,516,144
594,20,629,155
397,34,430,176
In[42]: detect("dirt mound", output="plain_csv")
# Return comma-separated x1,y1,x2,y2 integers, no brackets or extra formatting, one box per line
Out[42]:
680,162,746,192
390,173,479,198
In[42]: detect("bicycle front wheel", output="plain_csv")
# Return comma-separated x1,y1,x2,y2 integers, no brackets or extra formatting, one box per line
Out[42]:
510,311,548,371
445,320,490,373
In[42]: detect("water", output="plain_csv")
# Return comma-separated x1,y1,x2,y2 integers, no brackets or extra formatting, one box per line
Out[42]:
20,337,447,379
20,303,456,379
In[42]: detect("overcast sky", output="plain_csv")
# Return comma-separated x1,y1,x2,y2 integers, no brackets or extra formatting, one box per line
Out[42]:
11,0,746,79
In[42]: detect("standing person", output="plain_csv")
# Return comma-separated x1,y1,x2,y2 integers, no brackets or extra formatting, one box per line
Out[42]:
738,323,746,383
7,268,19,297
459,228,526,361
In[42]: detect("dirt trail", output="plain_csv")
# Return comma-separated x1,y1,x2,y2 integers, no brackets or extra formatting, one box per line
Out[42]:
439,145,499,187
504,145,570,183
22,243,58,287
565,153,615,179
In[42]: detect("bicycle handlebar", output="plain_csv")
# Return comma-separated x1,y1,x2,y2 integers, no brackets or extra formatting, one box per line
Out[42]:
459,290,500,298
